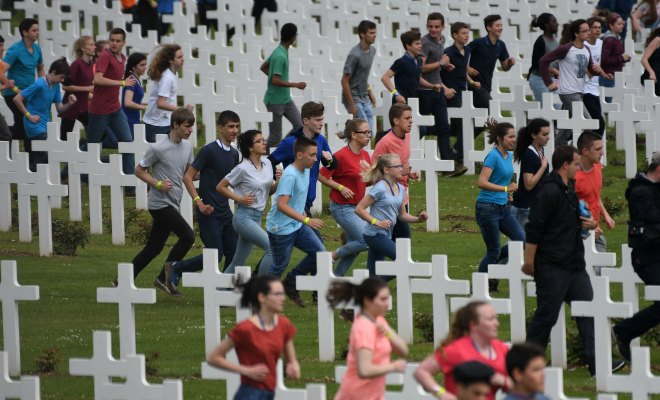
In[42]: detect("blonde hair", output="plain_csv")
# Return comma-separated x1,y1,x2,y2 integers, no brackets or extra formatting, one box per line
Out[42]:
72,35,93,59
361,154,399,183
336,118,367,142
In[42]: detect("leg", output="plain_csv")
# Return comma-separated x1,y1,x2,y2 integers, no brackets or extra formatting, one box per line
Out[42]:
28,133,48,172
354,101,376,136
391,204,410,241
582,93,605,136
86,113,110,144
475,202,503,273
144,123,170,143
174,216,223,276
266,103,286,147
289,225,325,279
497,206,526,261
526,265,573,350
528,74,548,105
267,231,296,277
282,100,302,130
157,208,196,282
593,234,607,275
131,207,175,278
432,90,453,160
60,118,77,141
106,110,135,174
4,94,25,142
363,233,396,280
446,93,463,160
330,203,368,276
565,269,596,374
220,217,238,270
510,206,530,232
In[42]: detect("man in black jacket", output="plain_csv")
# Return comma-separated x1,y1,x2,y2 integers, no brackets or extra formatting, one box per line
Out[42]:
613,152,660,361
522,145,599,375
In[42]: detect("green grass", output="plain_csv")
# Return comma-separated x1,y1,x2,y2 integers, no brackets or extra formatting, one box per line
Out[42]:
0,136,658,399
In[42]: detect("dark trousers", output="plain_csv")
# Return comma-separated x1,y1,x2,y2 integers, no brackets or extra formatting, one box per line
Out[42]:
197,2,218,31
4,94,28,153
526,264,595,374
446,92,463,162
468,86,491,136
419,89,453,160
28,132,48,172
131,206,195,280
174,214,238,274
614,250,660,341
582,93,605,136
391,203,410,241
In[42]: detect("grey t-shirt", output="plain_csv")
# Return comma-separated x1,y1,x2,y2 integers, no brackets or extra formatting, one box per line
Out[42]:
342,43,376,104
140,137,194,211
421,33,445,85
225,157,274,212
363,179,406,238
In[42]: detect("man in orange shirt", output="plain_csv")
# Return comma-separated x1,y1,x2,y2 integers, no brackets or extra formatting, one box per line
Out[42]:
575,131,615,275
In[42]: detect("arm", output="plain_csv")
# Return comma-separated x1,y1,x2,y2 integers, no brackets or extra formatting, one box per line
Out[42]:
54,95,78,114
398,202,428,224
500,57,515,71
318,173,355,199
382,325,408,357
414,356,457,400
135,163,173,191
355,192,392,229
522,242,538,276
283,339,300,379
124,89,146,111
419,76,441,91
156,95,178,112
356,348,405,379
183,166,214,215
477,166,518,193
260,61,269,75
540,44,569,87
641,38,660,80
93,71,135,87
341,73,357,114
522,156,548,191
277,194,324,229
13,93,40,124
216,177,255,207
381,69,405,103
37,63,45,77
599,198,615,229
61,84,93,93
207,337,270,381
271,74,305,89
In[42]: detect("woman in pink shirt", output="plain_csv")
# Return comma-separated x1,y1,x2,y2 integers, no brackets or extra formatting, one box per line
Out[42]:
327,277,408,400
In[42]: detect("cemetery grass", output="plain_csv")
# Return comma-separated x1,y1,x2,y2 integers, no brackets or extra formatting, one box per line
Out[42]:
1,140,658,399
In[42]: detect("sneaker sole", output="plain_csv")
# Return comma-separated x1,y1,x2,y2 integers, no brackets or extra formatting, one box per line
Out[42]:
154,279,171,294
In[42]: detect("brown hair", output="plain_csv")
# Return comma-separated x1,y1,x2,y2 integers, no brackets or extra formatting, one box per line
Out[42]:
326,277,388,309
337,118,368,142
147,44,182,81
439,301,488,349
400,30,421,50
72,35,93,59
484,118,515,146
388,103,412,126
301,101,324,120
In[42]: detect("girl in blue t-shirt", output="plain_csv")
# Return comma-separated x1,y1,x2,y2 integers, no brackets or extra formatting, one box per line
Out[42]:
475,120,525,290
122,52,148,138
356,154,428,278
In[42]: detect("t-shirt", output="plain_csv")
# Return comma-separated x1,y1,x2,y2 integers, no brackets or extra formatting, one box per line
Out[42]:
60,58,93,119
442,44,471,91
421,33,445,85
540,43,593,95
143,68,177,127
434,336,509,400
192,140,240,220
467,36,510,93
372,130,411,191
266,164,309,235
90,48,126,115
477,147,514,205
225,157,274,212
389,53,422,101
122,76,145,127
156,0,175,13
583,39,603,96
2,41,43,96
227,316,296,393
575,162,603,228
362,180,405,238
529,35,559,77
502,393,551,400
335,315,392,400
319,146,371,205
342,43,376,105
20,77,62,139
263,45,290,105
140,137,194,211
512,146,548,209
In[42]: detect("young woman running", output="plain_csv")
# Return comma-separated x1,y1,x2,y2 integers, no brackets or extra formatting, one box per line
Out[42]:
59,35,95,140
527,13,559,105
121,52,147,137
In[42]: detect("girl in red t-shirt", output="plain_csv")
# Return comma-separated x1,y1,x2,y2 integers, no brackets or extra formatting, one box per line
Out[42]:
206,275,300,399
414,301,511,400
327,277,408,400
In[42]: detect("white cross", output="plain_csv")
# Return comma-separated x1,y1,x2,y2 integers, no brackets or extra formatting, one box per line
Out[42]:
375,238,432,343
527,281,567,368
639,103,660,170
70,143,112,235
498,85,540,130
296,251,368,361
407,97,435,160
608,94,650,179
450,272,512,315
645,285,660,301
17,164,68,256
571,276,632,390
605,347,660,398
409,140,453,232
446,90,488,174
474,99,516,165
104,154,139,245
556,100,599,146
274,359,307,399
69,331,128,396
544,367,589,400
583,231,617,278
527,91,568,159
385,363,434,399
118,125,150,210
0,141,32,232
410,255,470,345
0,351,40,400
102,354,182,400
601,245,643,314
0,260,39,375
97,263,156,358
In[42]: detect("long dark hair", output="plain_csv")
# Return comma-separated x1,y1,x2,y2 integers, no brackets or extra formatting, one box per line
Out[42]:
530,13,554,33
124,52,147,79
513,118,550,162
645,26,660,48
484,118,515,146
237,129,262,160
326,277,388,309
235,274,280,312
439,301,488,349
147,44,181,81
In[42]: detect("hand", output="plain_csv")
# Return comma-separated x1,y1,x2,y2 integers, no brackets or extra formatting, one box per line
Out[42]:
547,82,558,91
444,87,456,99
244,364,269,381
185,104,195,112
467,66,479,77
348,103,358,116
285,360,300,379
321,150,333,163
6,79,14,88
445,62,456,72
295,82,307,90
391,359,407,373
395,94,406,104
307,218,324,230
375,323,389,337
623,54,631,62
595,226,603,238
338,186,355,199
507,57,516,66
540,156,548,170
417,210,428,222
508,182,518,192
68,94,78,103
472,81,481,89
87,85,94,92
368,91,377,106
124,76,136,87
521,261,535,276
275,168,283,180
27,114,40,123
158,178,173,192
440,392,458,400
376,219,392,229
359,160,371,171
580,215,598,230
432,84,442,92
591,63,603,74
440,54,450,67
409,171,420,181
605,73,614,80
604,214,615,230
491,373,509,388
239,194,255,206
649,72,657,82
197,202,214,215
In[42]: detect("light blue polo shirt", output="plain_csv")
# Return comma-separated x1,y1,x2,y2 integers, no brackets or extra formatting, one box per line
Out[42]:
20,77,62,138
3,41,43,96
476,147,514,205
266,164,309,235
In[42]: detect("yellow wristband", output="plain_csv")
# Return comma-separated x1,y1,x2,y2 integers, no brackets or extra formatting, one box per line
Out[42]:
25,112,31,117
368,85,372,90
121,80,125,87
385,330,392,339
371,217,377,225
156,180,163,190
503,185,508,193
193,195,201,202
435,386,446,397
303,217,310,225
12,86,19,93
337,184,344,191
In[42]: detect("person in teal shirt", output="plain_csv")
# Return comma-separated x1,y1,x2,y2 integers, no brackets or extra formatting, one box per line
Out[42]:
260,23,306,147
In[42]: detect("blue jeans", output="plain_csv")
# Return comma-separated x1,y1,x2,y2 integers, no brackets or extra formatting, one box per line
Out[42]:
599,76,615,103
475,202,525,273
144,123,170,143
510,205,530,231
267,225,325,278
172,215,237,283
233,384,274,400
363,232,395,281
528,74,548,105
87,109,135,174
225,205,272,276
352,101,375,136
330,202,368,276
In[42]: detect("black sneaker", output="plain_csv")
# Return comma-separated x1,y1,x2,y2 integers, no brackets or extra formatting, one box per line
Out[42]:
163,261,176,286
154,278,171,294
442,163,468,178
488,278,500,292
283,276,305,308
111,277,118,288
611,358,626,373
612,326,631,362
166,282,184,298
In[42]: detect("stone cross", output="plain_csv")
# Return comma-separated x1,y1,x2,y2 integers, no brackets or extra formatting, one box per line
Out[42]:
544,368,589,400
118,125,151,210
605,347,660,399
556,100,599,146
473,99,516,167
375,238,432,343
274,359,312,399
527,91,568,158
410,255,470,345
105,154,139,245
409,139,454,232
69,331,129,396
0,351,40,400
487,241,531,342
28,122,63,208
407,97,434,160
527,281,567,368
446,90,488,174
601,245,643,314
70,143,112,235
385,363,434,399
97,263,156,358
639,103,660,170
0,260,39,375
645,285,660,301
296,251,368,361
571,276,632,390
450,273,512,315
608,94,650,179
0,141,32,232
17,164,68,256
102,354,183,400
498,85,540,131
583,231,617,278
